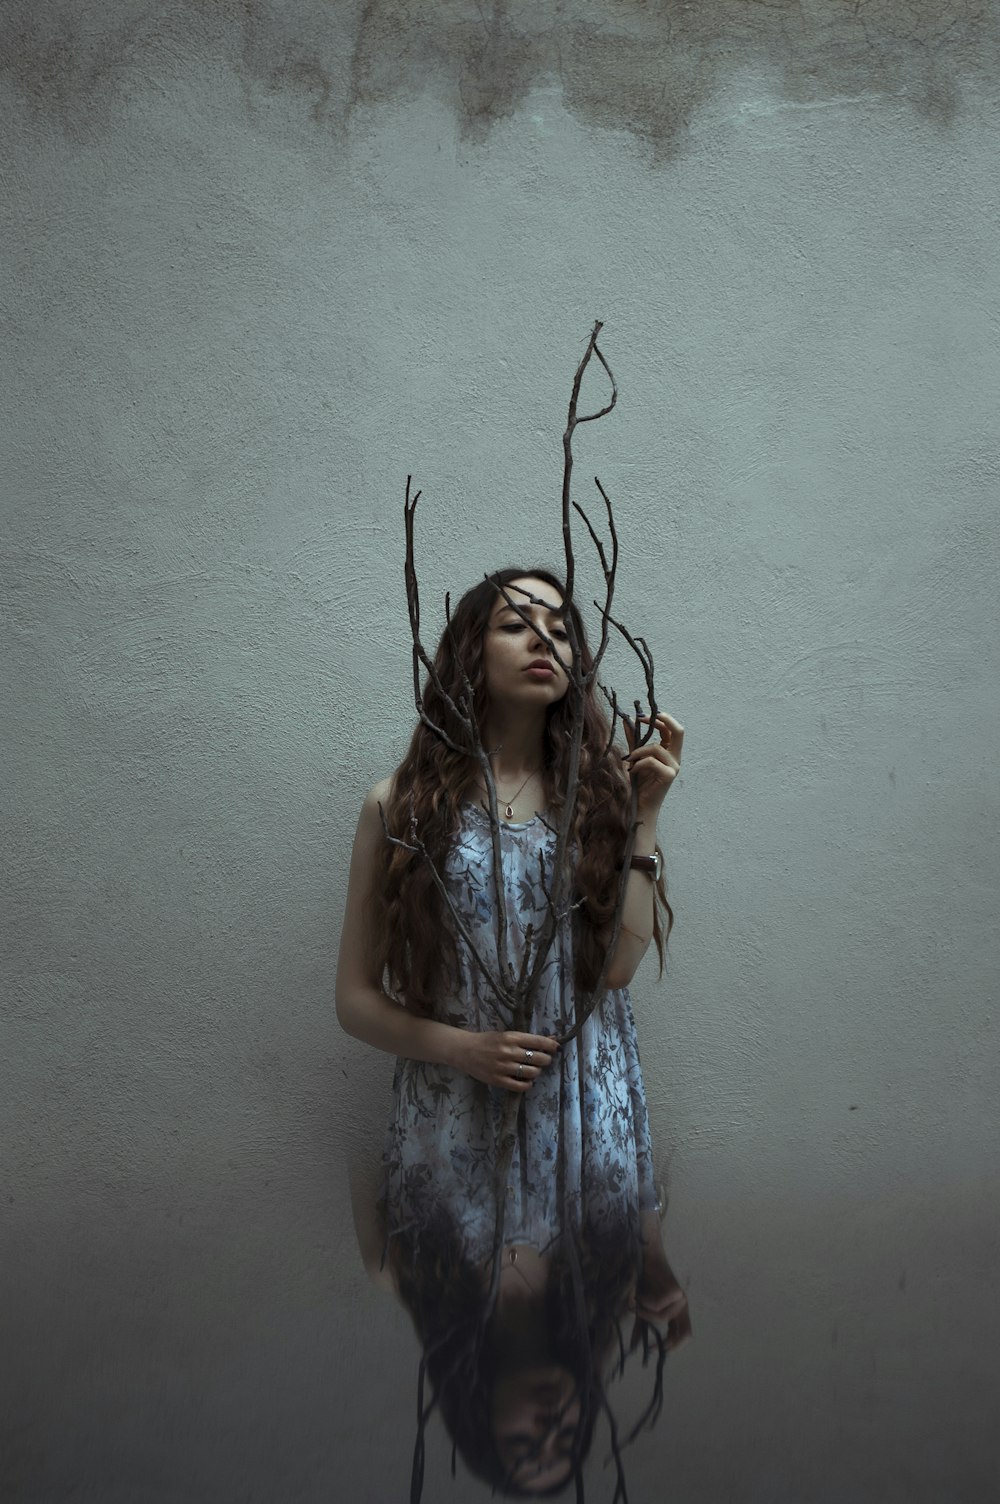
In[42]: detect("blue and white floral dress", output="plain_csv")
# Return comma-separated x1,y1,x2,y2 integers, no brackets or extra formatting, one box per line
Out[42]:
381,802,658,1267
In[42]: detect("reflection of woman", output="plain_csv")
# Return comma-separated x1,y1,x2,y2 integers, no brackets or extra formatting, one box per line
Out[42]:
337,568,691,1495
351,1189,691,1496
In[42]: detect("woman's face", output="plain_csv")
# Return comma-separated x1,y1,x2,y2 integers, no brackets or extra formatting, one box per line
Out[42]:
491,1365,581,1492
481,576,571,710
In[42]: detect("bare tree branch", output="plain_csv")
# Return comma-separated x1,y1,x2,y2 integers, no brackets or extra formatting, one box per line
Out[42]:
583,476,620,683
562,320,618,604
603,607,658,741
600,684,621,758
404,478,474,755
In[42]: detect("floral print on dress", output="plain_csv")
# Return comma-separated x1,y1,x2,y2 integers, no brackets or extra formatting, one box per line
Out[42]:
381,802,658,1265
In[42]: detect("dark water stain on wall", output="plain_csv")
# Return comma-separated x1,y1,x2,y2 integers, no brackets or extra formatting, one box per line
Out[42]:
0,0,996,157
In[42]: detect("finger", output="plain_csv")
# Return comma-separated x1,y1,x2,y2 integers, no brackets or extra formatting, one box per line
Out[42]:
636,710,681,731
504,1055,551,1080
505,1064,543,1090
505,1062,544,1083
637,712,684,750
508,1033,560,1058
503,1059,546,1089
628,735,679,760
666,1309,693,1349
635,1285,687,1324
624,750,680,784
634,1302,665,1325
655,1290,688,1318
626,745,679,770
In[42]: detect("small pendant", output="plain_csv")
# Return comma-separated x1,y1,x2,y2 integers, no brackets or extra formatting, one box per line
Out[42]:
504,803,514,820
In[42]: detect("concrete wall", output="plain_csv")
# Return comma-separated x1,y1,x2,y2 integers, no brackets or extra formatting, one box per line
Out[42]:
2,3,998,1500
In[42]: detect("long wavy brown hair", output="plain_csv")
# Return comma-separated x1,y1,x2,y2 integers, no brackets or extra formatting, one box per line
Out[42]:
369,567,671,1017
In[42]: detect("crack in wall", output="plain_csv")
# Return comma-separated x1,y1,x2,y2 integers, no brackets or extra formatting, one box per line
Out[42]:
0,0,996,158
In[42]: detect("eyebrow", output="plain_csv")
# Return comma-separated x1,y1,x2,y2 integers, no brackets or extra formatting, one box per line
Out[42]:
493,601,565,618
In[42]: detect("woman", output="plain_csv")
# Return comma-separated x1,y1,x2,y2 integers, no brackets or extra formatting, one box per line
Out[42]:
337,568,690,1495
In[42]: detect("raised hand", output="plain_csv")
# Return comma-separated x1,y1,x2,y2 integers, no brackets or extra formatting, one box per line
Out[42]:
629,1250,692,1353
623,711,684,824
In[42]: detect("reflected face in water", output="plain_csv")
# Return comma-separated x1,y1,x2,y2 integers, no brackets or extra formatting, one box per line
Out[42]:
491,1365,582,1493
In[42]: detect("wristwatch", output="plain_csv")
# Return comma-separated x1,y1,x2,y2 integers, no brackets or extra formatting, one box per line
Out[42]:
629,851,662,882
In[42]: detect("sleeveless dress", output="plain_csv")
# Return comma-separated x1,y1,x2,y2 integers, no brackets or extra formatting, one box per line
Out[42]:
381,802,658,1268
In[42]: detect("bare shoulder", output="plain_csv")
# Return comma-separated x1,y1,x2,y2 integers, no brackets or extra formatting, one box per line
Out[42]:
353,774,402,850
367,775,395,809
360,774,397,825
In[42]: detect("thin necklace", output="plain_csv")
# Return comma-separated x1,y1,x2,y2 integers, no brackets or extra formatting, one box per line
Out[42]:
492,764,541,821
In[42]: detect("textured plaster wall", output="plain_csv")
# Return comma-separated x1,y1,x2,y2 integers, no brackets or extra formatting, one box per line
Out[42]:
2,3,998,1502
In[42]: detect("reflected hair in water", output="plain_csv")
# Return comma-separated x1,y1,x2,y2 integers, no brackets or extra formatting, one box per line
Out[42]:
388,1211,667,1502
369,565,672,1018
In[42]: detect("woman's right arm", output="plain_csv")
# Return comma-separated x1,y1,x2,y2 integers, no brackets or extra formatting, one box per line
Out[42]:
335,781,558,1090
335,780,464,1066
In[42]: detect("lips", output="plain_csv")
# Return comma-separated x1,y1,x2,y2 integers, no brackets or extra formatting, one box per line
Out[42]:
525,659,554,673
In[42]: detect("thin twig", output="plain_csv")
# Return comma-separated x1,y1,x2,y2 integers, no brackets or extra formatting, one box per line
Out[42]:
562,320,618,603
404,479,475,754
585,476,620,682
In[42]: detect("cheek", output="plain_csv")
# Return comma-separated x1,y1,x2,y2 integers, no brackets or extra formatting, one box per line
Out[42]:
485,635,515,673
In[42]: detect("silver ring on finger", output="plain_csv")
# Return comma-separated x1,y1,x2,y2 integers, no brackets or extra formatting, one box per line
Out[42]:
516,1063,525,1080
525,1049,533,1063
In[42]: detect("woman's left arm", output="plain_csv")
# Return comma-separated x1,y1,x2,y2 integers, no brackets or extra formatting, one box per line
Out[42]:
604,712,683,990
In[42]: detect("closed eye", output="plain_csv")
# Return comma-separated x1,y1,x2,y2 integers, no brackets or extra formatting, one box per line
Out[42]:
499,624,568,640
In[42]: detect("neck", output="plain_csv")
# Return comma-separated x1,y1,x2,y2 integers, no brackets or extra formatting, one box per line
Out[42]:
490,1294,552,1367
482,706,548,782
